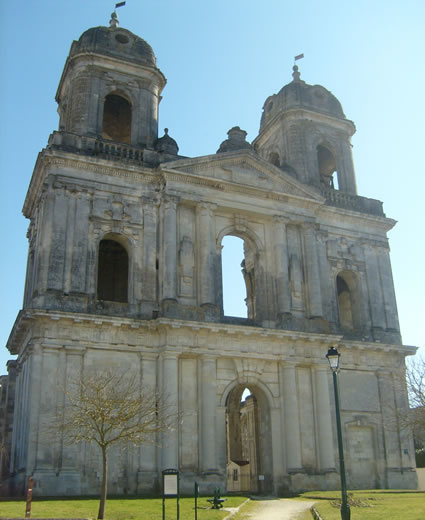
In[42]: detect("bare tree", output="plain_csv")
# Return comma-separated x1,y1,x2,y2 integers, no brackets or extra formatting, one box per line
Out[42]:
55,370,175,520
405,355,425,448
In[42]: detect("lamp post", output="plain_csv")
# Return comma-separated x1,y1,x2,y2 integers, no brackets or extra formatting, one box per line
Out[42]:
326,346,351,520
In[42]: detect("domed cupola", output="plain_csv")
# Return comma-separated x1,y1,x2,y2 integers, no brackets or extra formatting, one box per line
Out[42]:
69,26,157,68
253,65,357,195
56,12,166,149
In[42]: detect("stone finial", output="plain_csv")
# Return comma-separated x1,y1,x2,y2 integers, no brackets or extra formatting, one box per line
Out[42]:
155,128,179,155
110,11,119,28
292,64,301,82
216,126,253,154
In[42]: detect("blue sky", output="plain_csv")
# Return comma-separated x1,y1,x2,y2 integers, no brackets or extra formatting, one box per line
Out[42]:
1,0,424,373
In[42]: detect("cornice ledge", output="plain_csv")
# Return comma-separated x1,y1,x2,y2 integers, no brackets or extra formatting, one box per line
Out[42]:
338,339,417,355
154,317,343,343
23,151,163,217
317,204,396,230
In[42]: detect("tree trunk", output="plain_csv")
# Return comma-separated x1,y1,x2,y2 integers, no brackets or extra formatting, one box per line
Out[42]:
97,446,108,520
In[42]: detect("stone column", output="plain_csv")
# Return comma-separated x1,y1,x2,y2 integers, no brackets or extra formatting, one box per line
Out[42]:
35,185,55,295
26,345,43,474
303,223,323,318
270,406,285,490
70,191,91,294
363,243,386,330
338,141,357,195
48,185,69,291
10,363,22,472
281,363,302,471
142,201,158,302
314,365,335,470
63,191,76,294
317,231,333,322
215,405,227,473
62,347,85,470
273,216,291,318
377,370,401,486
377,246,400,332
139,353,158,473
201,356,217,471
162,197,178,302
161,352,179,469
198,202,217,306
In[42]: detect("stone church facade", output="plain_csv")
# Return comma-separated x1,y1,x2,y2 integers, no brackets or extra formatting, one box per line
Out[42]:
3,16,417,495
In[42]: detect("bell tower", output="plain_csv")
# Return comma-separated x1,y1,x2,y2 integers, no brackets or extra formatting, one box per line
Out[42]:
4,16,417,499
254,65,357,194
56,13,166,148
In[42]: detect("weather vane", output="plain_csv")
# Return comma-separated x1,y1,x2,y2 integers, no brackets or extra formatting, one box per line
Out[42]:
110,2,126,28
294,53,304,63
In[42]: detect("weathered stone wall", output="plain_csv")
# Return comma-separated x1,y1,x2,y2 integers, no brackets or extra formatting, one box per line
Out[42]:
5,312,418,495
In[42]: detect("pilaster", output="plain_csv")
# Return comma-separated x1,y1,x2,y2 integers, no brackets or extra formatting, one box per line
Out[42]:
273,216,291,318
162,197,178,302
314,365,335,471
161,352,179,469
281,363,302,471
302,223,323,318
201,356,218,472
198,202,217,307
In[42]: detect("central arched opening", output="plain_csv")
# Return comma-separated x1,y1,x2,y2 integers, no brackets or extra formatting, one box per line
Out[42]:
102,93,132,144
97,238,129,302
225,384,272,493
221,235,257,320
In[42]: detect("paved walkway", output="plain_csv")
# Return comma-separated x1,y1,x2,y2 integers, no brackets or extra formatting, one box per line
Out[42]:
224,498,316,520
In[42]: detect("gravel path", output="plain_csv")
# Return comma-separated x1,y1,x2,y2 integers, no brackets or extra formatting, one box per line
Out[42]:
225,498,316,520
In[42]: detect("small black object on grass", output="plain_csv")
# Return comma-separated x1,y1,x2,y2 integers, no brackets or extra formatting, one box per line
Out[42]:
207,487,227,509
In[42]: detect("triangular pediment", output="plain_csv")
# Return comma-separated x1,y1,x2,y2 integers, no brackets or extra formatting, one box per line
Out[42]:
160,150,323,202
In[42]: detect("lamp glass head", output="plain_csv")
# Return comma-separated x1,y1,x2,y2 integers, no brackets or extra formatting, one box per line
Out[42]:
326,346,340,371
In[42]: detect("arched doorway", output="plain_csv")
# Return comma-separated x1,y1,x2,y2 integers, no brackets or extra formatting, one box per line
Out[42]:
225,384,273,493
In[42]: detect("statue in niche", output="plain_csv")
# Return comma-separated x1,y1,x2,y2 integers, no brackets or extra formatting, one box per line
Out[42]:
289,253,304,311
179,236,194,296
241,258,255,319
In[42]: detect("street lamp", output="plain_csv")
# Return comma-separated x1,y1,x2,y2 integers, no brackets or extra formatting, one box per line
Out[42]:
326,346,351,520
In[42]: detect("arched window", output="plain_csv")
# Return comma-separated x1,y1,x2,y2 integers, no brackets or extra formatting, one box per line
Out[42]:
336,271,360,331
102,94,132,144
97,239,129,302
222,236,248,318
317,145,338,189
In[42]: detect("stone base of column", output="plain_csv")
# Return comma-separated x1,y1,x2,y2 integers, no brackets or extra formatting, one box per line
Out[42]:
277,312,292,326
178,470,225,495
136,470,160,494
387,468,418,489
289,470,339,492
160,298,179,318
200,303,220,321
31,469,81,496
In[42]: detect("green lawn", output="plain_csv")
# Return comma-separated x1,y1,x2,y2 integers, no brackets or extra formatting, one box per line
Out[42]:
0,495,247,520
299,490,425,520
1,492,423,520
